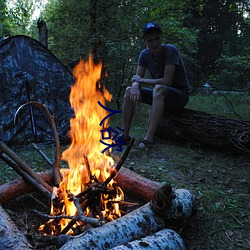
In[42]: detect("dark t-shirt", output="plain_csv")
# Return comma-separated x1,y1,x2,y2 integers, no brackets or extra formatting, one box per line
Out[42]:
138,44,190,91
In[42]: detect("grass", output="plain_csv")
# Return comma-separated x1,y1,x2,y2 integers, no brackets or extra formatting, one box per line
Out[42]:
0,94,249,249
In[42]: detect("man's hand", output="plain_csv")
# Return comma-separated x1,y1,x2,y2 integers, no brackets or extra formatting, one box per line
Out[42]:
130,82,141,102
131,74,142,83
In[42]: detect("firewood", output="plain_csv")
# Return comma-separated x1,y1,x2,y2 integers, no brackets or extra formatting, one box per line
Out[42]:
0,167,159,205
0,141,52,193
110,228,186,250
0,152,51,199
0,204,32,249
59,186,195,250
114,166,162,202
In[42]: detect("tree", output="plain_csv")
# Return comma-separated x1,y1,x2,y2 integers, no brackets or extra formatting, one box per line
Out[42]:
185,0,250,89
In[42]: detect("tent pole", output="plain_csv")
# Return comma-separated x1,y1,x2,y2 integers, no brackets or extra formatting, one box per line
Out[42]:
25,78,38,142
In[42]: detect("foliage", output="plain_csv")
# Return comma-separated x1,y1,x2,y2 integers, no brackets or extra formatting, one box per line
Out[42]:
185,0,250,89
2,0,250,102
0,0,12,36
208,55,250,90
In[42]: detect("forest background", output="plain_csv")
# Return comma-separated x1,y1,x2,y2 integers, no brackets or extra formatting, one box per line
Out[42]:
1,0,250,109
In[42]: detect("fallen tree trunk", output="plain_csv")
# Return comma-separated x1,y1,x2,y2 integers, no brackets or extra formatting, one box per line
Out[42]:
0,204,32,249
110,228,185,250
155,108,250,154
60,186,195,250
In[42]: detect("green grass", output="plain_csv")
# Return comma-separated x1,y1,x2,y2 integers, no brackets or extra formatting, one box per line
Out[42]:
186,93,250,120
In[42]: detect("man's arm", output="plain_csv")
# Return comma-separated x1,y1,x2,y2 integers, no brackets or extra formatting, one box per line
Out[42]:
129,66,146,102
132,64,176,87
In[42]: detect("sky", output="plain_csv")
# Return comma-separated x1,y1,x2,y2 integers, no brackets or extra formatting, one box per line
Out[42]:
6,0,48,20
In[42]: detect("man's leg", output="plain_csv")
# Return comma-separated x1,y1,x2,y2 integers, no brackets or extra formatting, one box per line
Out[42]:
138,85,166,147
122,87,136,138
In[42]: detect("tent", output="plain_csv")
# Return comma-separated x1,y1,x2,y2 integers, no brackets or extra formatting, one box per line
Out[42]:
0,35,75,145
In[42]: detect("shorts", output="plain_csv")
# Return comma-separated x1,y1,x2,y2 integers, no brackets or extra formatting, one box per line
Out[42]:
140,87,189,111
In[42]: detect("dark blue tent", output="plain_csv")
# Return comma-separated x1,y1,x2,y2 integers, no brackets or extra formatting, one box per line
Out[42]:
0,35,74,144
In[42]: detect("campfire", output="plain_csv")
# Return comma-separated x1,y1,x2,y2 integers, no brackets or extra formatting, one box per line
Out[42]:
39,55,128,236
0,55,196,249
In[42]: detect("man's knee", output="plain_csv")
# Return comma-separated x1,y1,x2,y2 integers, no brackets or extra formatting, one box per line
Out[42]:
153,84,166,98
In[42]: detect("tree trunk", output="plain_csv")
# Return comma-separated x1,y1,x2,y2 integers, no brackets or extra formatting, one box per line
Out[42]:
0,204,32,249
37,19,48,47
155,108,250,154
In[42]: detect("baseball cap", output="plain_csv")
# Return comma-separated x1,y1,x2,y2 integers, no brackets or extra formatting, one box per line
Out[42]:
142,22,162,38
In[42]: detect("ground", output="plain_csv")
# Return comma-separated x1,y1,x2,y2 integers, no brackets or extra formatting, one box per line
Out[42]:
0,98,249,249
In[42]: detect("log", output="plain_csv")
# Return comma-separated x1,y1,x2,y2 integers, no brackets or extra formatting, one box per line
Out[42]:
0,171,53,204
110,228,185,250
59,186,195,249
0,204,32,249
155,108,250,154
114,166,162,202
0,167,159,205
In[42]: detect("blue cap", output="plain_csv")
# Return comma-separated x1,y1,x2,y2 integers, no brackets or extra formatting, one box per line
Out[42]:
142,22,162,38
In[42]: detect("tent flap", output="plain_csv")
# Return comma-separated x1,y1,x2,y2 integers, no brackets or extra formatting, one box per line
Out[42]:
0,35,74,144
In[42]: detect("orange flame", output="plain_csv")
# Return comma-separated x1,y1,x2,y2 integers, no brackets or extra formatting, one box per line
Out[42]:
44,55,123,234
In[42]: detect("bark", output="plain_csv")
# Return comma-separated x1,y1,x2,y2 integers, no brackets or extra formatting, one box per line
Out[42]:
59,202,165,250
110,228,185,250
0,204,32,249
155,108,250,154
59,187,195,250
114,166,162,203
37,19,48,47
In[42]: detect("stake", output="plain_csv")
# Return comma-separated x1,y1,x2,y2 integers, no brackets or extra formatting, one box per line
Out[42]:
0,141,52,193
32,143,53,167
103,138,135,186
0,151,51,199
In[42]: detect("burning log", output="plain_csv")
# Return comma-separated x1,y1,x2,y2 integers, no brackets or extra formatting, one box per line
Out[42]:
0,204,32,249
110,228,186,250
59,185,195,250
114,166,162,202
